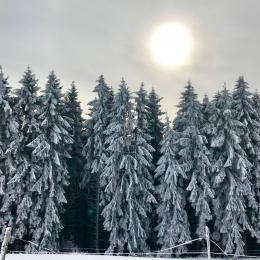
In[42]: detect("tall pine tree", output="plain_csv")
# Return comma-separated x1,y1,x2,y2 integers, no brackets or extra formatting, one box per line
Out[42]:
209,87,255,254
146,88,164,248
101,79,155,253
232,77,260,239
156,117,191,256
61,81,85,248
133,84,156,252
0,67,40,246
252,92,260,225
172,82,213,241
82,75,113,251
26,71,73,251
147,88,164,170
0,66,19,240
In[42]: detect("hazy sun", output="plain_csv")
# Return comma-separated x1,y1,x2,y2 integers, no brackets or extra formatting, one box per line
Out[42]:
150,23,192,67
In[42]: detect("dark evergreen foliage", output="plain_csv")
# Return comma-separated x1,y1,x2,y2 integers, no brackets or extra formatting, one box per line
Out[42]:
81,75,114,252
146,88,164,249
147,88,164,168
0,65,260,255
60,81,86,249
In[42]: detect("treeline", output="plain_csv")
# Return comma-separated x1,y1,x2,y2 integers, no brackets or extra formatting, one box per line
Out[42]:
0,65,260,256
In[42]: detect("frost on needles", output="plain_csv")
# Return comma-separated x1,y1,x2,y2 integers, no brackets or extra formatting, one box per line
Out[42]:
26,71,73,251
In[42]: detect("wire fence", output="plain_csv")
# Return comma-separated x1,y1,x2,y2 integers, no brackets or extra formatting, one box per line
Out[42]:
6,233,260,259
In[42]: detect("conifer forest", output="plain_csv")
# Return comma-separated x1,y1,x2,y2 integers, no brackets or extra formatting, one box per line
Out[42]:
1,65,260,257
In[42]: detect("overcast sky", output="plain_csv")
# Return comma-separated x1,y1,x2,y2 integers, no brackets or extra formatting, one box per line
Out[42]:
1,0,260,118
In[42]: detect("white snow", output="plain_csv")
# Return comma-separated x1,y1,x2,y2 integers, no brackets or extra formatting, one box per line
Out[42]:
5,255,260,260
6,254,173,260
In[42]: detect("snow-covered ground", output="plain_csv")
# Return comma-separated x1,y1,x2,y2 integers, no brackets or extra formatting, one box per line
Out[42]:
6,255,170,260
5,255,260,260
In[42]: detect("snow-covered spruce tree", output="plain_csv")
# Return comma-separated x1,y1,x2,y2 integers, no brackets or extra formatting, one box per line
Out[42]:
202,94,210,116
80,112,96,247
252,92,260,218
26,71,73,251
0,66,19,240
101,79,155,253
0,69,13,106
131,84,156,252
135,84,154,178
0,67,41,244
155,117,191,256
81,75,114,251
202,94,213,141
209,87,255,255
135,83,150,136
147,88,164,171
174,81,200,132
173,82,213,239
81,104,95,188
232,77,260,164
146,88,164,249
135,84,154,165
61,81,85,248
231,77,260,236
252,91,260,115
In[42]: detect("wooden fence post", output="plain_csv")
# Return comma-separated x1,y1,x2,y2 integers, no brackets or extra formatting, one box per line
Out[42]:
1,227,12,260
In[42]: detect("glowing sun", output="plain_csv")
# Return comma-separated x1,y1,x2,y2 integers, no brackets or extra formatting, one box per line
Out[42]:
149,23,192,67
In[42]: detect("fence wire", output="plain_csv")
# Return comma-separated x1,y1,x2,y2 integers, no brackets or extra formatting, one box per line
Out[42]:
7,234,260,259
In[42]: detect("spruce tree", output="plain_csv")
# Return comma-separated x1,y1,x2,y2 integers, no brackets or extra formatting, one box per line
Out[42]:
232,77,260,163
0,67,40,244
252,91,260,115
173,82,213,239
252,92,260,219
146,88,164,248
132,84,156,252
101,79,155,253
147,88,164,170
209,87,255,254
232,78,260,238
0,66,19,240
81,106,95,187
202,94,213,141
61,81,85,248
202,94,210,116
26,71,73,251
156,117,191,256
135,84,149,134
82,75,113,251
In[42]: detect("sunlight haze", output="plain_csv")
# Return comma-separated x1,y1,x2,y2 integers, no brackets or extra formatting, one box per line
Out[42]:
1,0,260,118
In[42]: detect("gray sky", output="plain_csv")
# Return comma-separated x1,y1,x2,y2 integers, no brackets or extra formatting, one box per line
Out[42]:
1,0,260,118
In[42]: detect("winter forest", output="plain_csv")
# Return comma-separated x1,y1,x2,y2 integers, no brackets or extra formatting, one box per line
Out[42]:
1,65,260,257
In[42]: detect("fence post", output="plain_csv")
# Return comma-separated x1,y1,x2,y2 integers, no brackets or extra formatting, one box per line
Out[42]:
1,227,12,260
205,226,211,260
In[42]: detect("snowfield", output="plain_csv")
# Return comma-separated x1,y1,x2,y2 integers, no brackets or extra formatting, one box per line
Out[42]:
4,255,260,260
6,255,170,260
